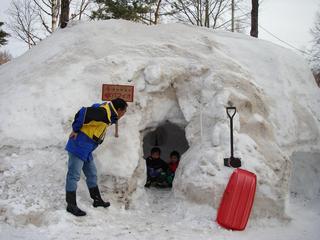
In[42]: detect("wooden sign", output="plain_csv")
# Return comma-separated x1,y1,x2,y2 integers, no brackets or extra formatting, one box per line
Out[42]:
102,84,134,102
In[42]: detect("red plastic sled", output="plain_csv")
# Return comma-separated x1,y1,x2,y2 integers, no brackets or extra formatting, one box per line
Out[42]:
216,168,257,231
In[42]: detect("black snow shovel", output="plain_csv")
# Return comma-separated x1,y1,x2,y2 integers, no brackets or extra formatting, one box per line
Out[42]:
224,107,241,168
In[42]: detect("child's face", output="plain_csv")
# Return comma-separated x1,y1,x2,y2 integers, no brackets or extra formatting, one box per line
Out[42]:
151,152,160,160
170,155,178,163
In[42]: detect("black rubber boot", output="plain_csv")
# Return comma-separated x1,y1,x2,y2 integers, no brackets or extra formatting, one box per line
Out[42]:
89,186,110,208
66,191,86,216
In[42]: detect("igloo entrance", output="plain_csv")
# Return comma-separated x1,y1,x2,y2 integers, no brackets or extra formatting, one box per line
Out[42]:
142,121,189,188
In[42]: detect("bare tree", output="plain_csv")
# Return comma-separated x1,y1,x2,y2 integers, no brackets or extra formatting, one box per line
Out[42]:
314,72,320,87
7,0,93,48
62,0,94,28
70,0,93,21
33,0,92,30
60,0,70,28
143,0,168,25
234,18,245,33
0,50,13,65
33,0,60,33
231,0,234,31
310,12,320,72
166,0,249,30
7,0,43,48
154,0,162,24
167,0,243,29
309,11,320,87
250,0,258,37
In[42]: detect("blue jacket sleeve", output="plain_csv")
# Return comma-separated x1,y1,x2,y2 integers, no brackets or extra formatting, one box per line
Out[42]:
72,107,87,133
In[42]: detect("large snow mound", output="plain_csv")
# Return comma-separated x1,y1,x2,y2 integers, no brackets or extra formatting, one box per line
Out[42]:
0,20,319,225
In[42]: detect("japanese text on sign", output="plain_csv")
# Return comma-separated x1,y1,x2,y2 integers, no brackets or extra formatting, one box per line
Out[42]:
102,84,134,102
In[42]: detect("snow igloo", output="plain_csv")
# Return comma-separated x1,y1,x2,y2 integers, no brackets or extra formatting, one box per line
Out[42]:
0,20,319,220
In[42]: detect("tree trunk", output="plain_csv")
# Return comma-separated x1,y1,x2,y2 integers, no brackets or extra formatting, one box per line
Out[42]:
250,0,259,38
60,0,70,28
195,0,199,26
231,0,234,32
52,0,59,32
314,72,320,87
154,0,162,25
205,0,209,28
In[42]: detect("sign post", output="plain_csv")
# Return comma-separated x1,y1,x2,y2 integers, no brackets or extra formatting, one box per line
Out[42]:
102,84,134,137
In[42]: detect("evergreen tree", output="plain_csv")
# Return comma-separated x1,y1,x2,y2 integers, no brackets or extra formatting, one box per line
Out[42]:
0,22,10,46
91,0,153,22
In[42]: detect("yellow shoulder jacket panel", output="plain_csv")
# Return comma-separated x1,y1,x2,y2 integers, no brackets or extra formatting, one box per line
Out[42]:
80,103,116,144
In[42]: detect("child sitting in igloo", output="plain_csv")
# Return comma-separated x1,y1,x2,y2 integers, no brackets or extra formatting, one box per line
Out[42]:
166,150,181,187
145,147,169,188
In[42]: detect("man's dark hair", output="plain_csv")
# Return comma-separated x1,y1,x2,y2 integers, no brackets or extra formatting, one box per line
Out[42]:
111,98,128,110
151,147,161,155
170,150,180,160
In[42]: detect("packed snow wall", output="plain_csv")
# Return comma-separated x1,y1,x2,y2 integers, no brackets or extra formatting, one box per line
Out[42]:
0,20,319,219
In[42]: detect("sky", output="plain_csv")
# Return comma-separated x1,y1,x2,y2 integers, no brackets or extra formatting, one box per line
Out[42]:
0,0,319,58
258,0,319,51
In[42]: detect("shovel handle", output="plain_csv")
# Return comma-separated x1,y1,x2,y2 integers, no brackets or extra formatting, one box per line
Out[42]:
226,107,236,119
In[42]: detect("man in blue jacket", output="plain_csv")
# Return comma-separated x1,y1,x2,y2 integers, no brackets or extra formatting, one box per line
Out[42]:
65,98,127,216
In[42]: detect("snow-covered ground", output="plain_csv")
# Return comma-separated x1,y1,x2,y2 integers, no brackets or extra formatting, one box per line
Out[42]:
0,146,319,240
1,170,319,240
0,20,320,239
